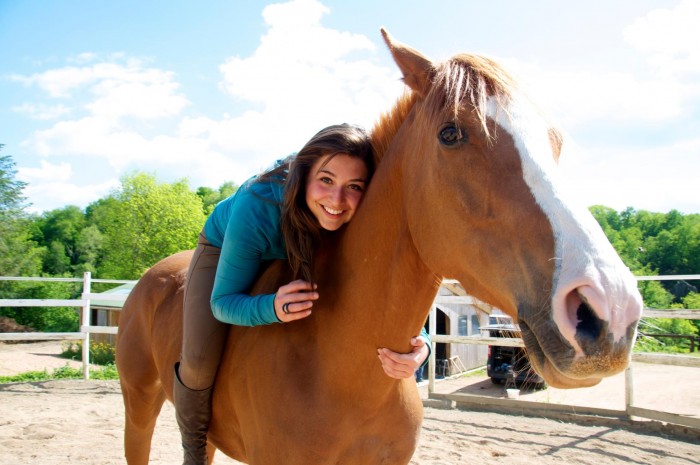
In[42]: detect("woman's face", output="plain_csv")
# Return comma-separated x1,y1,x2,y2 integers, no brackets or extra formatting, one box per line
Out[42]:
305,153,369,231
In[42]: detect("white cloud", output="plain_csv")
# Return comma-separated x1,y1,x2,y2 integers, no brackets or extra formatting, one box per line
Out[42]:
23,178,119,213
501,58,686,131
15,0,403,203
16,160,118,213
13,58,189,119
12,102,72,120
17,160,72,182
623,0,700,77
85,68,189,120
496,1,700,130
218,0,402,147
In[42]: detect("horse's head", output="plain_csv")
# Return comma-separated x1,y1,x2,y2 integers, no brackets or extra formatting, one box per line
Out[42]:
378,29,643,388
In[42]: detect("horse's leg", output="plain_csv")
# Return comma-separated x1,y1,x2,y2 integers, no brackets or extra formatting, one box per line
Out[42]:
120,379,166,465
117,299,168,465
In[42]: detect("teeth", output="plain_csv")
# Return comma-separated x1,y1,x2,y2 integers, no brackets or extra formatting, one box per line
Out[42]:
323,206,343,215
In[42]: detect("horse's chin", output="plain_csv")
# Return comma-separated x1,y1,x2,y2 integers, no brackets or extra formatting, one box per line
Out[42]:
520,323,604,389
537,359,602,389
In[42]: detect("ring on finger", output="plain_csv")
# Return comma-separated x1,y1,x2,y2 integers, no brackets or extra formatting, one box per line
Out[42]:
282,302,291,314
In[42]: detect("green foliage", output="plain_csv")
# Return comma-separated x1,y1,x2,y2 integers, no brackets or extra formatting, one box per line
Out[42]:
196,181,238,215
636,276,674,309
0,280,81,332
637,315,699,353
61,340,116,365
31,205,95,275
0,363,119,383
92,173,206,279
0,150,45,277
682,292,700,310
590,206,700,353
0,148,28,213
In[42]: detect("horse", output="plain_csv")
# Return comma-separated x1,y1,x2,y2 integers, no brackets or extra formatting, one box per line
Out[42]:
116,29,643,465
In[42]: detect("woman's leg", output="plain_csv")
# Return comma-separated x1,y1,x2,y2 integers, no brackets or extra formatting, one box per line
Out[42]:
179,234,228,390
174,233,228,465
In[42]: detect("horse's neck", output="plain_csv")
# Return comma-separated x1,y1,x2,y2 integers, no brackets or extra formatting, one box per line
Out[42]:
315,160,439,376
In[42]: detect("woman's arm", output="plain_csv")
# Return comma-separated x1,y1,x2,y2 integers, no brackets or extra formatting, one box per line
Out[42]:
209,193,283,326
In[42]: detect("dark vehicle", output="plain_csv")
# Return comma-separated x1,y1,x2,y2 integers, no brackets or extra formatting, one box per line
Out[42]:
485,314,546,390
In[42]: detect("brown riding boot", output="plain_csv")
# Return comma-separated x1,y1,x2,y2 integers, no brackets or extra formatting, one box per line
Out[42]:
173,362,213,465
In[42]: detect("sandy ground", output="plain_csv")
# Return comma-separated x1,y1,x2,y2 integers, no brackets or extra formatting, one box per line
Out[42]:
1,341,699,465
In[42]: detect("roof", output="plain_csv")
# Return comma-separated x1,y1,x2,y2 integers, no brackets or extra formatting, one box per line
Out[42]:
90,282,135,309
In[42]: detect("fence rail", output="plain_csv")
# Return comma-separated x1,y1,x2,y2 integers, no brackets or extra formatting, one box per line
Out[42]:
0,273,133,379
1,273,699,431
428,275,700,431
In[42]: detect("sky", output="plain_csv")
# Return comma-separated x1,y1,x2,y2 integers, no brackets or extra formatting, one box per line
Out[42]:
1,0,699,214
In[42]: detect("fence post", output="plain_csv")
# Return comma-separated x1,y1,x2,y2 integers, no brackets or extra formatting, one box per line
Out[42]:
81,272,91,380
624,365,634,417
428,304,437,395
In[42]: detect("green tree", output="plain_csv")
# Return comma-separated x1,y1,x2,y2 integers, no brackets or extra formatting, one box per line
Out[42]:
74,224,104,274
93,172,205,279
33,206,86,270
0,149,44,277
196,181,237,215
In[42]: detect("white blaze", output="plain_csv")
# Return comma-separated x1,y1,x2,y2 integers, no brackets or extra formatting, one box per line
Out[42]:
487,95,642,355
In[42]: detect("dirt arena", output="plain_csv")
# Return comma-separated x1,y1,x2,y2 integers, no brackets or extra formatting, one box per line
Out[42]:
1,341,699,464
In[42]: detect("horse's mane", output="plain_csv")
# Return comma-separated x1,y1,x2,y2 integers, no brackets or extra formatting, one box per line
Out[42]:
371,53,517,158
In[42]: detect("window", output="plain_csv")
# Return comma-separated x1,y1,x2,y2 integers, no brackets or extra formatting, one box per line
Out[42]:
471,314,480,335
458,316,468,336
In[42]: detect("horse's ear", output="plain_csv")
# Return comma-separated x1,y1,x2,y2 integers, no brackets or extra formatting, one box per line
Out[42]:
381,28,434,97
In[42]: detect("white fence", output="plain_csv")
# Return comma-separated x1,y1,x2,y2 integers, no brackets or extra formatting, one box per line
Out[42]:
427,276,700,431
0,273,134,379
1,273,699,431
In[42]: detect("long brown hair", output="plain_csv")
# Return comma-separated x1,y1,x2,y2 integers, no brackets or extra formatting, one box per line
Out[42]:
257,123,375,282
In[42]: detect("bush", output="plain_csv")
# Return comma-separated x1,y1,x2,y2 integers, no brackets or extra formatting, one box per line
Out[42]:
61,340,115,365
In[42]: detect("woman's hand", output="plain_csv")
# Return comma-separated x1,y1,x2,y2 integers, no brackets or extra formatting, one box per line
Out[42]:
377,336,430,379
274,279,318,323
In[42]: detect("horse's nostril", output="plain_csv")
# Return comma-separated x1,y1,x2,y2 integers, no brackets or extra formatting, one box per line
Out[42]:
576,297,604,343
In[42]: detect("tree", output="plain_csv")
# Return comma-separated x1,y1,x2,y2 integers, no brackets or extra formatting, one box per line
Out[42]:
74,224,104,274
31,205,97,275
92,172,206,279
0,148,44,277
196,181,238,215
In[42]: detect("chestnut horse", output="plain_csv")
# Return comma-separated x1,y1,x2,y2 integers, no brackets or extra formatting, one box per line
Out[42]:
116,29,643,464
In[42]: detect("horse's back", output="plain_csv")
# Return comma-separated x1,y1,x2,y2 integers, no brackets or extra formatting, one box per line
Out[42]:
117,250,193,396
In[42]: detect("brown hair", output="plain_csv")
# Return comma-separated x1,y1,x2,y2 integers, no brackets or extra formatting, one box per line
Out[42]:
257,123,375,282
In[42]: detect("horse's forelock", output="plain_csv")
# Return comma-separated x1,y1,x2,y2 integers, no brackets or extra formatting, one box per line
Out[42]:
427,54,516,140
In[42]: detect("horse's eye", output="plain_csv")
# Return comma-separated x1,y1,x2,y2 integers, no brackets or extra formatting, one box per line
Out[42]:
438,124,467,146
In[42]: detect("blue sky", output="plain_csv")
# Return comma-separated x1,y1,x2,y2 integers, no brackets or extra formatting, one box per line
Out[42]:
1,0,699,214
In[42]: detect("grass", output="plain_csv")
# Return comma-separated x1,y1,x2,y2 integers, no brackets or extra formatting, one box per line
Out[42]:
0,363,119,383
0,340,119,384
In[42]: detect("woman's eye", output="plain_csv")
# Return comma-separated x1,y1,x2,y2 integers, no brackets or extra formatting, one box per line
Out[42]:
348,184,364,192
438,124,467,146
320,177,333,184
